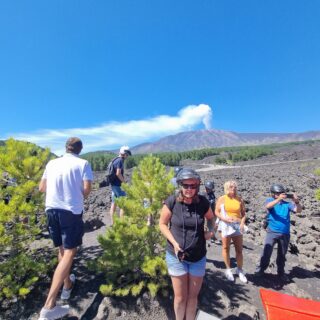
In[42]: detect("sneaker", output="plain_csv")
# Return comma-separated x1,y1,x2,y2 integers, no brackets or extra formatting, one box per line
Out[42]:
60,274,76,300
236,267,248,283
225,269,234,281
211,238,221,244
38,305,69,320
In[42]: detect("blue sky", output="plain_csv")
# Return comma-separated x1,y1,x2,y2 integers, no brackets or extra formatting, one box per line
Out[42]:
0,1,319,154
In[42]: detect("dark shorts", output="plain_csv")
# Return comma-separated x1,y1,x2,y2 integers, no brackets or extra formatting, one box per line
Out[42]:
111,185,126,203
46,209,84,249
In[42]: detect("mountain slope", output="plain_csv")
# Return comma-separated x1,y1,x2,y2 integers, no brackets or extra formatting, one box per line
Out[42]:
131,129,320,153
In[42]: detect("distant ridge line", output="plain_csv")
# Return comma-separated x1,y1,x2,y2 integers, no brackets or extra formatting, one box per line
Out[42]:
131,129,320,154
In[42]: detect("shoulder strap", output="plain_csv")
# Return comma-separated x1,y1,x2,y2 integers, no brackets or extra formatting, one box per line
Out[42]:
111,156,119,163
108,156,119,169
167,195,176,211
106,156,119,176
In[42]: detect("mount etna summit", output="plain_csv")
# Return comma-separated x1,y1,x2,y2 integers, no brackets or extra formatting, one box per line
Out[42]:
130,129,320,154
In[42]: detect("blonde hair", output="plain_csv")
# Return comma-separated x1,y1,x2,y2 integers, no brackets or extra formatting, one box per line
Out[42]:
224,180,238,195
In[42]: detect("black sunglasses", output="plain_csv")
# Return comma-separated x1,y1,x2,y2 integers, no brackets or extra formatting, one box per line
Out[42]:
181,183,198,190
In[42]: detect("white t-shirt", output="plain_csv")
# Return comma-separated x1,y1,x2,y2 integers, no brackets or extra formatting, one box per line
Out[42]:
42,153,93,214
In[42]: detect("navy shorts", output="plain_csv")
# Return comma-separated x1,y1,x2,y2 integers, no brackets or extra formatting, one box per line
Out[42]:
46,209,84,249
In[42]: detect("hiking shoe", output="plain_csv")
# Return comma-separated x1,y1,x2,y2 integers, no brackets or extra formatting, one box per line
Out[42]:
38,305,69,320
225,269,234,281
254,267,265,277
60,274,76,300
236,267,248,283
278,273,290,283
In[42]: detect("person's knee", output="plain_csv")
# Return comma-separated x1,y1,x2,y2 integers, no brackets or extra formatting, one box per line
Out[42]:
222,244,230,252
187,290,199,300
174,294,187,305
61,248,77,261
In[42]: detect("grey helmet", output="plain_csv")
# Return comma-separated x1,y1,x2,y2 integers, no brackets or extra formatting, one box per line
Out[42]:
174,166,183,177
270,184,285,194
205,181,214,190
176,168,201,185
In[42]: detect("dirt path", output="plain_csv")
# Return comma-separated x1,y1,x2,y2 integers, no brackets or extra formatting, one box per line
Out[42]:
196,157,320,172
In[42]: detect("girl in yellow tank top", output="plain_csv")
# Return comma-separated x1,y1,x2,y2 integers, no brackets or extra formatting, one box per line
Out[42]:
215,180,247,283
224,194,242,219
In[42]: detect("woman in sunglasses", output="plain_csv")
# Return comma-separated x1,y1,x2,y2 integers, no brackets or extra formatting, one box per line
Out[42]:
159,168,215,320
215,180,247,283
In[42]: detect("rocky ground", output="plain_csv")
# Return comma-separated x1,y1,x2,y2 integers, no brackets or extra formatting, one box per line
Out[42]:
2,142,320,320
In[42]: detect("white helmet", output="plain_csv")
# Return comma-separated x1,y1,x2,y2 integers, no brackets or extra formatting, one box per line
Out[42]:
119,145,132,156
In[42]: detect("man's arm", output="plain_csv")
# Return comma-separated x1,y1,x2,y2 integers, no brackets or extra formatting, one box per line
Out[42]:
266,194,286,209
39,179,47,193
294,202,302,213
293,194,302,213
83,180,92,198
116,168,125,183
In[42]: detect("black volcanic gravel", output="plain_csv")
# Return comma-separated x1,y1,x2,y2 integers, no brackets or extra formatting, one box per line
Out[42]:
3,142,320,320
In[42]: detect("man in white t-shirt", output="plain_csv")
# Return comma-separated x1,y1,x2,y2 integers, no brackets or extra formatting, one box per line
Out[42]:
38,137,93,320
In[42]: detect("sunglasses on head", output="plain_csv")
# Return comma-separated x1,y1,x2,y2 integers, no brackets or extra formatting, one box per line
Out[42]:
181,183,198,190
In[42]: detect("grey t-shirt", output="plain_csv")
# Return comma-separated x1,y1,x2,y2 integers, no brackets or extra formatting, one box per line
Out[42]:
165,194,209,262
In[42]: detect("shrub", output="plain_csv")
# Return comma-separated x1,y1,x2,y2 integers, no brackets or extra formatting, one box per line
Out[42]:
0,139,51,302
93,155,174,297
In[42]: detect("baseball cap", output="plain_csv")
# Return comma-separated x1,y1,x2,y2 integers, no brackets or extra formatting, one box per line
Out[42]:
119,145,132,156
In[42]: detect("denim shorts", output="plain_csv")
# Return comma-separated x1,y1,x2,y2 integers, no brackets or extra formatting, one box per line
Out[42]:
166,251,206,277
111,185,126,203
46,209,84,249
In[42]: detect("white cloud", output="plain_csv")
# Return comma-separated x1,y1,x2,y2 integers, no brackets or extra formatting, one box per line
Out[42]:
4,104,212,155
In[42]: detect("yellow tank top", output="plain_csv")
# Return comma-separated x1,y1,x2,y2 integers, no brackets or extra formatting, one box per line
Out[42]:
224,195,242,219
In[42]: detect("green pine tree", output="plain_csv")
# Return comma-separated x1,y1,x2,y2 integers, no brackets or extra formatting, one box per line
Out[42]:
0,138,52,301
93,155,175,297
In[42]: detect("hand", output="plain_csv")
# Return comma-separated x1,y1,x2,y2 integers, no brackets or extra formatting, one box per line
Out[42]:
205,231,214,240
173,243,183,257
174,244,185,261
224,216,234,223
225,216,239,223
293,193,300,203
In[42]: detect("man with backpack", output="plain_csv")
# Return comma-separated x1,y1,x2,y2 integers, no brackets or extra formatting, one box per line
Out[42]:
109,145,132,225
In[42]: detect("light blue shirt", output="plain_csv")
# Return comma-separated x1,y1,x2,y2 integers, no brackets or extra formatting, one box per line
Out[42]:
265,197,295,234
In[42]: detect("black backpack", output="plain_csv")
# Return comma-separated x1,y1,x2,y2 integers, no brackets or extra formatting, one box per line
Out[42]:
100,157,118,187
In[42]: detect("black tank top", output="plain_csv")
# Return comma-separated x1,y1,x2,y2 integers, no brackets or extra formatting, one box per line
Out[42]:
165,194,210,262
